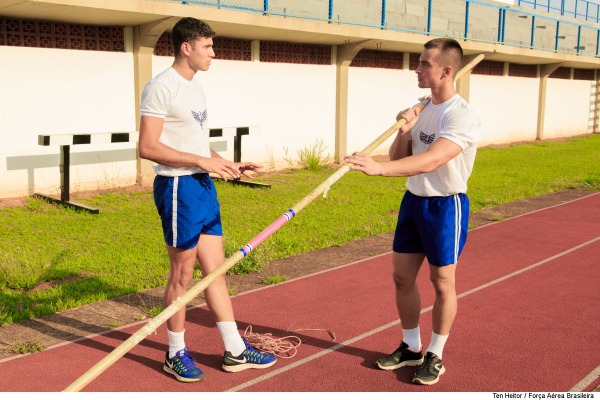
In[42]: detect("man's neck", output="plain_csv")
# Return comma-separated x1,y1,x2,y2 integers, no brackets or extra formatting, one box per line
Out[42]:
171,60,196,81
429,84,456,105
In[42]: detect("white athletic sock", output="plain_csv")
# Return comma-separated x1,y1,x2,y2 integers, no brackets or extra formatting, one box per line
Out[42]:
427,332,449,359
216,321,246,356
402,326,422,353
168,329,186,359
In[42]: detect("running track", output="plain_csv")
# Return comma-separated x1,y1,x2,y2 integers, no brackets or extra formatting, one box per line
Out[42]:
1,193,599,393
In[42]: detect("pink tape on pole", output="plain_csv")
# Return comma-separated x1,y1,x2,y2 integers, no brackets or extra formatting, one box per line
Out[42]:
240,209,296,256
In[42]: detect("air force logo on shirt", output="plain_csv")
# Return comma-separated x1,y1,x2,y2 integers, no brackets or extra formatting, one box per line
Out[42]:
420,131,435,145
192,109,207,129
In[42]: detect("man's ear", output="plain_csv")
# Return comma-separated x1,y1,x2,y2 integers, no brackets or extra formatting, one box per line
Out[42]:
442,66,453,80
180,41,192,56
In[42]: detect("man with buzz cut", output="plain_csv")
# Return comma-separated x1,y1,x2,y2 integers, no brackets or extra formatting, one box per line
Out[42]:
345,37,482,385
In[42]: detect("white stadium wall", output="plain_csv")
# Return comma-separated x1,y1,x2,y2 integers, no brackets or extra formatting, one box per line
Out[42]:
347,67,430,156
470,73,596,146
544,78,596,138
204,59,337,170
0,45,596,199
0,45,137,199
470,75,540,146
152,55,337,170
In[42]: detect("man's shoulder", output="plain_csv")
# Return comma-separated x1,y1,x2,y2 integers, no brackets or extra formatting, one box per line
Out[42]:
148,68,175,85
446,95,479,120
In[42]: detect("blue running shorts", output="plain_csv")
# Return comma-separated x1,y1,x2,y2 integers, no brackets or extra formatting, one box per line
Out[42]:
392,190,469,267
153,173,223,249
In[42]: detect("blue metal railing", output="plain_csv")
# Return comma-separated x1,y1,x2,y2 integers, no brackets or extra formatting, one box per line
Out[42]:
466,0,595,56
178,0,600,58
516,0,600,23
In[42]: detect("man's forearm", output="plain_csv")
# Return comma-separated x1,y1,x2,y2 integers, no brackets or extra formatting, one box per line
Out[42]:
389,131,412,161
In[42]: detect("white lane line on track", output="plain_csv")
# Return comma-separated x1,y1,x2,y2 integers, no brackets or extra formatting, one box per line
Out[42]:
8,192,596,364
570,365,600,392
468,191,600,232
0,243,398,365
2,192,597,381
227,236,600,392
226,192,600,300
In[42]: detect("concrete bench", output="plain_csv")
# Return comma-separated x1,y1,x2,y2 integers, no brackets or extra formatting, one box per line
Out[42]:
35,126,266,213
36,132,139,213
209,126,270,188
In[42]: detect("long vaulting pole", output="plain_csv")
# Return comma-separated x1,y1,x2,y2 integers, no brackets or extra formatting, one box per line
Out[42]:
63,52,485,392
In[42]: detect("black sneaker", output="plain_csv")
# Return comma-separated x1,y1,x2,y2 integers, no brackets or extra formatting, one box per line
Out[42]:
375,342,424,370
222,338,277,372
412,352,445,385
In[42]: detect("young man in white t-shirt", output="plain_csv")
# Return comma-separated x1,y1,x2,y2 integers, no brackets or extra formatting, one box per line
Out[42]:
139,17,275,383
345,38,482,385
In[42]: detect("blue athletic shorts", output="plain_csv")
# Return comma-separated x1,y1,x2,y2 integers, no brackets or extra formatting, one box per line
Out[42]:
153,173,222,249
392,190,469,267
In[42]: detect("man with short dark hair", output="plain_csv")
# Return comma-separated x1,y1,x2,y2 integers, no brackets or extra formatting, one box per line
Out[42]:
139,17,275,383
345,38,482,385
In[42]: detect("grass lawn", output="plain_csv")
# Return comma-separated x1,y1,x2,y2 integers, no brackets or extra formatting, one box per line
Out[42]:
0,134,599,325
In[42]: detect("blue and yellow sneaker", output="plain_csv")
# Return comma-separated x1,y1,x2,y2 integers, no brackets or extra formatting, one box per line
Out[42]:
222,338,277,372
163,347,205,382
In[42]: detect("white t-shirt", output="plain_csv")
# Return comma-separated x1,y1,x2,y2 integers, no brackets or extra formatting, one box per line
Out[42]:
140,67,211,177
406,94,482,197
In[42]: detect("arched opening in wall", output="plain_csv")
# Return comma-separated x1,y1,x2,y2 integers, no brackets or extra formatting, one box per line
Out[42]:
472,60,504,76
350,49,403,69
550,67,571,79
573,68,594,80
259,41,331,65
154,32,252,61
213,37,252,61
154,32,173,56
409,53,420,70
0,17,124,51
509,63,537,78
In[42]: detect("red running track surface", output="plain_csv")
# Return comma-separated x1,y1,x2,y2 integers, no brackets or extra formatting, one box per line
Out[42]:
1,193,598,393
